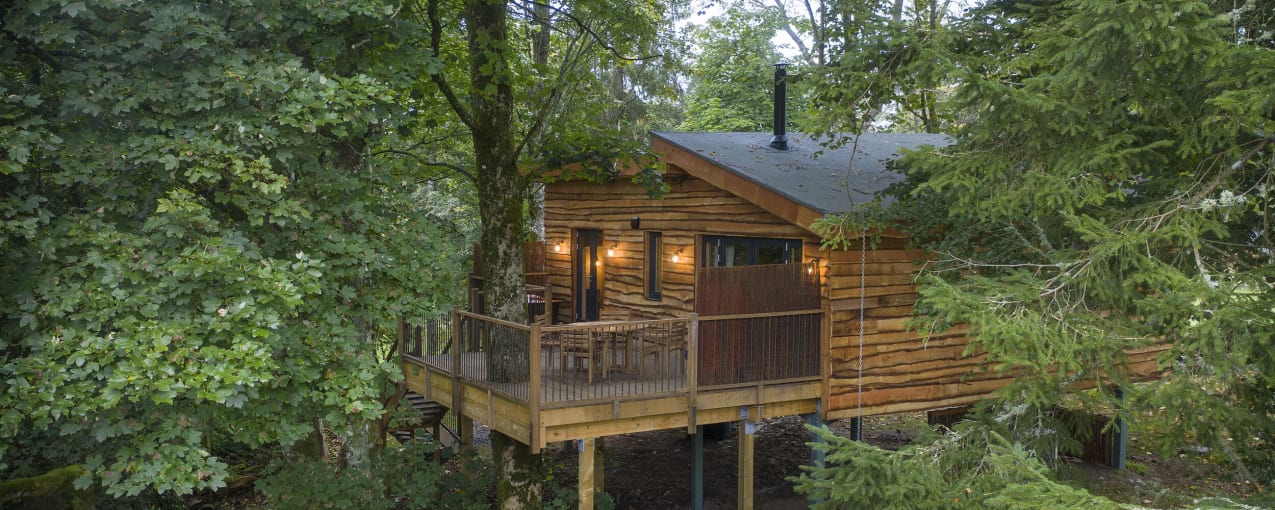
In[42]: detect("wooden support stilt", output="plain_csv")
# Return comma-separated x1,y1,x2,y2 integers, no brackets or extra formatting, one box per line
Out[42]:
737,418,756,510
692,425,704,510
578,438,596,510
459,415,474,448
1114,387,1127,470
594,437,606,498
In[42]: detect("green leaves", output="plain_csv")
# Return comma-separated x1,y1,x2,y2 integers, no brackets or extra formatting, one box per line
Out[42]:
799,0,961,135
856,0,1275,484
0,0,465,499
678,7,785,132
792,424,1126,509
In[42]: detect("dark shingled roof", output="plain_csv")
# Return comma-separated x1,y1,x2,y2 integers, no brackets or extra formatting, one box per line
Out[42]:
652,131,950,215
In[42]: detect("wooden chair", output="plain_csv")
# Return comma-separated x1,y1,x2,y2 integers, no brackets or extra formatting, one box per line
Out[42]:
639,321,688,377
559,328,603,383
533,311,555,366
599,309,632,372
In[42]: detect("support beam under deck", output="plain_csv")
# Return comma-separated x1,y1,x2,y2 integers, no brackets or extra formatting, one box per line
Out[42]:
737,417,755,510
578,438,595,510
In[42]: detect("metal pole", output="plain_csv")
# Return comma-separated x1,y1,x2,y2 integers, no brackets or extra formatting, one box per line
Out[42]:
692,425,704,510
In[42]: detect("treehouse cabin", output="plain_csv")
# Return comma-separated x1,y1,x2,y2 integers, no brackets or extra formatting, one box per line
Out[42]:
397,78,1168,510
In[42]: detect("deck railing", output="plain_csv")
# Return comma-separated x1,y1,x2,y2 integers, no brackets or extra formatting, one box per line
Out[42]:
697,309,822,388
400,317,451,360
400,312,534,402
539,317,693,405
400,309,820,405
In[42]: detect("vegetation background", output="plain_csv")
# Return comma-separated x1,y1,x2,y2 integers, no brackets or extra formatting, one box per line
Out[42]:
1,0,1271,508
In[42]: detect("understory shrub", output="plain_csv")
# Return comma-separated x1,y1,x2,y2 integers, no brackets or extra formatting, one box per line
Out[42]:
256,441,491,510
790,422,1126,510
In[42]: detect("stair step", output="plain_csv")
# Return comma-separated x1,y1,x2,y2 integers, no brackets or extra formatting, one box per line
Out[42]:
389,430,437,445
400,391,448,423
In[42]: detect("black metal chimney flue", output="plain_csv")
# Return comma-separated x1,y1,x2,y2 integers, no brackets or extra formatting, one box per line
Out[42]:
770,63,789,151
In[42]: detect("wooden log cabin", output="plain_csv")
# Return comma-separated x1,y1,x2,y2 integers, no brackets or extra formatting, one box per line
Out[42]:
541,130,980,419
398,85,1168,509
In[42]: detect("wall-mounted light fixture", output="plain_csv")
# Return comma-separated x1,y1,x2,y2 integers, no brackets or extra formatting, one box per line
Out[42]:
809,257,821,275
607,243,617,257
554,241,563,253
672,249,682,263
630,216,641,229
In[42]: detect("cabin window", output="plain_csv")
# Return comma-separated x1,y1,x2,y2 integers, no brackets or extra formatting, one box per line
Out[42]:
645,231,663,299
701,235,802,267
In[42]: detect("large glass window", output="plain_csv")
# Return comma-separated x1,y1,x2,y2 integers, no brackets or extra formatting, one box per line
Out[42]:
701,235,802,267
645,231,663,299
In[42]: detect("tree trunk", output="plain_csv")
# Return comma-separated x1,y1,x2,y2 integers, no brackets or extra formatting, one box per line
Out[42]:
466,0,542,506
0,465,93,510
492,431,546,508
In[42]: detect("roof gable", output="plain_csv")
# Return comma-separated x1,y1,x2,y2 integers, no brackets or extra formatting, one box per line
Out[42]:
651,132,949,217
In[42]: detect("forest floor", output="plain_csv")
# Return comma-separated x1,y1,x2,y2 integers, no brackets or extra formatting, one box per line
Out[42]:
199,411,1262,509
542,413,1260,510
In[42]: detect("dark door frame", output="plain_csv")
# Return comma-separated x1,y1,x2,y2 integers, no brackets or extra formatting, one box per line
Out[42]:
573,228,602,322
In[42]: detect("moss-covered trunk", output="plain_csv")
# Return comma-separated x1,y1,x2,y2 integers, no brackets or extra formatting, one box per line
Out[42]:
466,0,541,506
0,465,93,510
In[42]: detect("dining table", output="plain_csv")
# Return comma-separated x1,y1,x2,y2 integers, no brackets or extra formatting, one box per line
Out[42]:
568,320,644,379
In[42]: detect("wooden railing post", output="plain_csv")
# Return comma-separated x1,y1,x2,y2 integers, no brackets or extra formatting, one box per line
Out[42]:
687,314,699,434
821,304,832,421
450,310,462,429
451,310,461,375
529,323,541,453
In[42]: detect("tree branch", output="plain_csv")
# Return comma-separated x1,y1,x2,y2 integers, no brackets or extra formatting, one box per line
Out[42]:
425,0,475,130
372,148,476,182
770,0,812,63
521,0,663,61
1191,135,1275,203
513,34,591,158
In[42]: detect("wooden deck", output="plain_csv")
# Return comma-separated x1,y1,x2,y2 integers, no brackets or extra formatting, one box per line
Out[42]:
399,311,824,454
402,355,820,453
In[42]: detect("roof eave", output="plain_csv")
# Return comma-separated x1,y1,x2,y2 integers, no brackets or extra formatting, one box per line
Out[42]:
651,135,828,236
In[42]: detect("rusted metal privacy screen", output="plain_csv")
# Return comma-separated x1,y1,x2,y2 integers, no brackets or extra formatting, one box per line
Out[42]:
695,263,821,386
697,312,821,386
695,262,820,315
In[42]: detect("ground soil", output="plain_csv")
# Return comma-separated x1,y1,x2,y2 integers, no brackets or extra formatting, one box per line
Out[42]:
541,414,921,510
198,411,1260,509
543,413,1258,510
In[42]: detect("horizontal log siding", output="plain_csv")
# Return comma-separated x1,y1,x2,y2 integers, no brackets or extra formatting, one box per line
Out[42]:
824,242,1170,418
823,240,1001,418
544,174,821,320
544,172,1168,420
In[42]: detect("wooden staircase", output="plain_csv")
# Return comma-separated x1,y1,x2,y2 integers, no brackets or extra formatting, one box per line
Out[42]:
386,391,452,448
